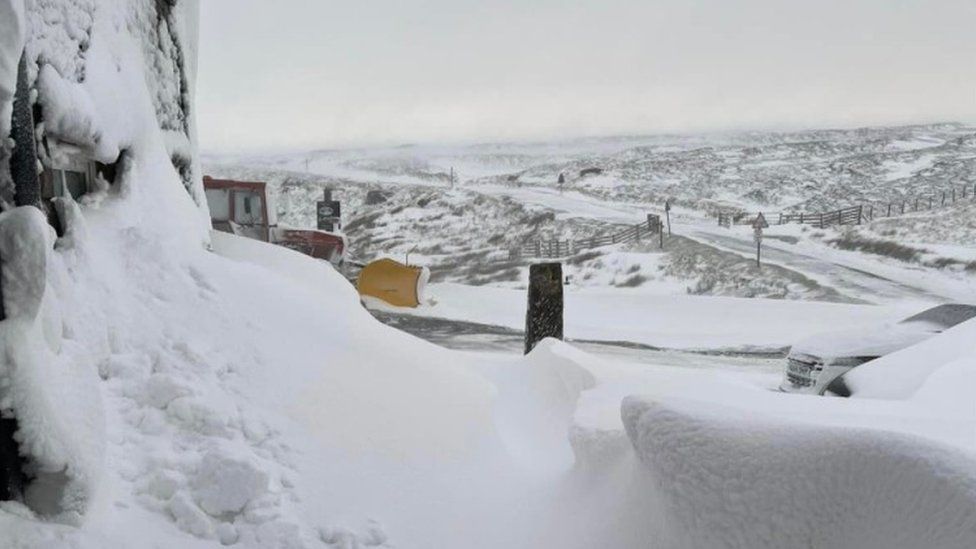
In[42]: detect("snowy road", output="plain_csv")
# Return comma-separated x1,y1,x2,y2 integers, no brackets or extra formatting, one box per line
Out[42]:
472,183,650,224
469,182,952,305
371,311,785,380
684,228,946,305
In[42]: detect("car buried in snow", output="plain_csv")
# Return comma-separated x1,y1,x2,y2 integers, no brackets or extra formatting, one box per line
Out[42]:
780,303,976,396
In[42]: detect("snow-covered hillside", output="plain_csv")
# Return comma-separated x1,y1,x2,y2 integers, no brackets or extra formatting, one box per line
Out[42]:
1,2,974,548
207,122,976,305
209,123,976,215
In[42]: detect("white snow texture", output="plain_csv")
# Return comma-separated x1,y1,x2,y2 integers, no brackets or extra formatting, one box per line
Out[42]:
0,1,973,549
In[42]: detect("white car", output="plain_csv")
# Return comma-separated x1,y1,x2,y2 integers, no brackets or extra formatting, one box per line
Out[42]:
780,304,976,396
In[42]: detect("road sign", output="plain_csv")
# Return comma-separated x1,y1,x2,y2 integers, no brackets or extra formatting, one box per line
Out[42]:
753,213,767,267
752,212,769,229
317,200,341,232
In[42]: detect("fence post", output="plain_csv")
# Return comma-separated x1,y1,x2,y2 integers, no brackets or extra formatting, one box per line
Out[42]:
524,263,564,354
929,197,934,209
942,192,947,206
952,189,956,203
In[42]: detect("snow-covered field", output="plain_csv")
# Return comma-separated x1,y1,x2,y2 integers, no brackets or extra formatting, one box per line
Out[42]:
198,126,976,548
1,1,975,548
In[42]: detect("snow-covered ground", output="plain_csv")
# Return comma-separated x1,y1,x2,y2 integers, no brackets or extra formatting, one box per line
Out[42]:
378,283,904,352
201,127,976,548
2,2,975,548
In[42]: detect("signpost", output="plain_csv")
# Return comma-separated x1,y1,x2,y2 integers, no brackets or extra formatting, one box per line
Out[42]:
664,200,672,236
317,200,342,232
753,212,769,268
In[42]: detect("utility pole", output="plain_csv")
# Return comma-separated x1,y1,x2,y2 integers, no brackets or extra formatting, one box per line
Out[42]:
664,200,672,236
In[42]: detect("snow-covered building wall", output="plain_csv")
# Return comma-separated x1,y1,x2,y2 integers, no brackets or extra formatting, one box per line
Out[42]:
1,0,205,220
0,0,208,527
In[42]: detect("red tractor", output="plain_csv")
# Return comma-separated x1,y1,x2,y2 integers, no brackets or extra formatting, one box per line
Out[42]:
203,176,346,264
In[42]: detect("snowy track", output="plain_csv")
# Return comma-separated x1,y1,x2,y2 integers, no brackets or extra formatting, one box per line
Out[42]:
685,228,946,305
469,182,955,305
370,310,785,376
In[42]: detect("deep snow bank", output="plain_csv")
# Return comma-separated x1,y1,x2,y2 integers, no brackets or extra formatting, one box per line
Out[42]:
846,318,976,400
622,396,976,549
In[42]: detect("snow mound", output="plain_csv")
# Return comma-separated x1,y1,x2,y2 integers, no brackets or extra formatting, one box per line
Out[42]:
0,207,104,525
622,396,976,549
846,319,976,400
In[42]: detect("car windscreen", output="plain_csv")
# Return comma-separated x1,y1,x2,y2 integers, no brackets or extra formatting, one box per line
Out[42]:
900,304,976,331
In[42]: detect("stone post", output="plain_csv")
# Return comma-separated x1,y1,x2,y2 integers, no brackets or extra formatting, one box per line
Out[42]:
524,263,564,354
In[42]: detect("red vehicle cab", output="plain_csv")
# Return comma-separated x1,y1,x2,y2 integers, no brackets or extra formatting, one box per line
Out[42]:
203,176,345,264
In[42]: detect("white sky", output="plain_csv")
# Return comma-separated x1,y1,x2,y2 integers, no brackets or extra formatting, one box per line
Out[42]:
197,0,976,153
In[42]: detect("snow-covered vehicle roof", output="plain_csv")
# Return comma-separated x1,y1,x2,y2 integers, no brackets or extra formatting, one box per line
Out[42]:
790,303,976,361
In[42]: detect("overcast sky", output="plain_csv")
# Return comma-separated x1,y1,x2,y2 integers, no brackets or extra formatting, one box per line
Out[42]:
197,0,976,153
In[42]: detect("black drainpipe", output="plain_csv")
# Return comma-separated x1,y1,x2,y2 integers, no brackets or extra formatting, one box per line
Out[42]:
0,51,39,501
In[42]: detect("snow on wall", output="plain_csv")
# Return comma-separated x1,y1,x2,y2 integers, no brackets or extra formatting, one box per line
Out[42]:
622,396,976,549
1,0,215,535
0,207,105,525
0,0,26,198
0,0,25,139
18,0,208,219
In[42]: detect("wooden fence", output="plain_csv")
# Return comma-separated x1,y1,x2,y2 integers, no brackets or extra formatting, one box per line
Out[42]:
718,182,976,230
777,206,865,228
510,215,662,259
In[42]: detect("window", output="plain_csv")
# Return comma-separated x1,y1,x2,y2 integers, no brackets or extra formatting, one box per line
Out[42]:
61,170,88,199
205,189,231,221
234,191,264,225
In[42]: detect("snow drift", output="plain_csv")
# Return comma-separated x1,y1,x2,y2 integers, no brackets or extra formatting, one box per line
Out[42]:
2,1,975,548
617,322,976,549
623,396,976,549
